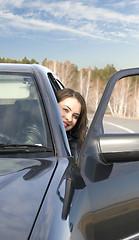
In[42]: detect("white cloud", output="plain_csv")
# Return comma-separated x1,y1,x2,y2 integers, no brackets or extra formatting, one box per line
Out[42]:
0,10,108,40
1,0,139,43
104,0,139,10
26,1,139,25
110,31,126,38
0,0,24,9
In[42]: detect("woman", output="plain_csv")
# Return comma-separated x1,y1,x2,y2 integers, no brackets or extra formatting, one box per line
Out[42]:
56,88,88,162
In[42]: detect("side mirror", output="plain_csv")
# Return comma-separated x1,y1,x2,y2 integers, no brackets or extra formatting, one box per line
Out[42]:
99,133,139,164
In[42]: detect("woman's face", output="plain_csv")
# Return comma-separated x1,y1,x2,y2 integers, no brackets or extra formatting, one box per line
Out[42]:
58,97,81,131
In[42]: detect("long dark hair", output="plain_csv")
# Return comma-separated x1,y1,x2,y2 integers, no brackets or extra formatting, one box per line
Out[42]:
56,88,88,147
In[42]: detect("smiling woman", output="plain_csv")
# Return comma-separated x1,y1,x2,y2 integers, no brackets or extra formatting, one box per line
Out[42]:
56,88,88,162
58,97,81,131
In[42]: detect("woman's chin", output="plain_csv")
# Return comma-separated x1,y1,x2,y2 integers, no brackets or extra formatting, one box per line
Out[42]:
65,127,71,132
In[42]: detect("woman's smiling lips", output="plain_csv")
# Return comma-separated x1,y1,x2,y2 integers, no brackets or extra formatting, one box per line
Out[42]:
63,121,70,128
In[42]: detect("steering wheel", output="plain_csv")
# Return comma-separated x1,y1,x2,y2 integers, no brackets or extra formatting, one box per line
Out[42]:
0,133,17,144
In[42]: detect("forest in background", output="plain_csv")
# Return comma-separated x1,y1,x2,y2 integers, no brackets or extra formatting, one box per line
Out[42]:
1,57,139,118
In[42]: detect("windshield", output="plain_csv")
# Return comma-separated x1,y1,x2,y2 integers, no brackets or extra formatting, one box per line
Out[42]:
0,72,52,150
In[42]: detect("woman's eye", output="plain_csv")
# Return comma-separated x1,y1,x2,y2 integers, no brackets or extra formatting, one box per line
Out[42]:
64,108,69,113
73,115,79,120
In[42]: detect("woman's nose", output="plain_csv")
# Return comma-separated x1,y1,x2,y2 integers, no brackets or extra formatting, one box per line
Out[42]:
66,113,72,122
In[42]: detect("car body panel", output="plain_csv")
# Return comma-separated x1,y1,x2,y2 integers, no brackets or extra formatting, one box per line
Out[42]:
0,157,57,239
69,161,139,240
29,157,71,240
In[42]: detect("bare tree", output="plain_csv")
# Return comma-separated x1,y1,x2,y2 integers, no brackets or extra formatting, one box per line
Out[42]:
132,80,139,118
107,77,132,117
42,59,78,88
79,69,83,95
85,67,92,105
88,77,104,113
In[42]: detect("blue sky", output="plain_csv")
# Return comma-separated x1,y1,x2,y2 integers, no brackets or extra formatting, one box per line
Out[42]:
1,0,139,70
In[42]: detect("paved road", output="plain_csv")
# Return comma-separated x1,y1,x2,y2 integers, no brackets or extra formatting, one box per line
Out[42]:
88,115,139,133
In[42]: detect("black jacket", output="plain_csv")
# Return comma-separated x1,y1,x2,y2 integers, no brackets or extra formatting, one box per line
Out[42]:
67,132,79,163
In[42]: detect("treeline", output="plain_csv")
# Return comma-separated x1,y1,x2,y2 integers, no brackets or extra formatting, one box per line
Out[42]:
42,58,117,113
0,57,39,64
1,57,139,118
42,58,139,118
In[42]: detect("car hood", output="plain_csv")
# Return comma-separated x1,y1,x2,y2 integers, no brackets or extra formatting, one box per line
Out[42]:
0,157,56,240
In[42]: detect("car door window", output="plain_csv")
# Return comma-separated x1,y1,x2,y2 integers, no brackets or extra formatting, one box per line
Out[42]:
0,72,53,151
104,76,139,134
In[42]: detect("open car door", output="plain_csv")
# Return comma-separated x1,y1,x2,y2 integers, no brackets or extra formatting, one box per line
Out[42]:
67,68,139,240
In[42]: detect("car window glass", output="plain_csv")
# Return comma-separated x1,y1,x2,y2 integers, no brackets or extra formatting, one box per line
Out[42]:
103,75,139,133
47,73,64,93
0,72,53,150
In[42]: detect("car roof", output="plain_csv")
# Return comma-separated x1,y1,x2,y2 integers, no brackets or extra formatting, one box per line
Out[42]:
0,63,53,74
